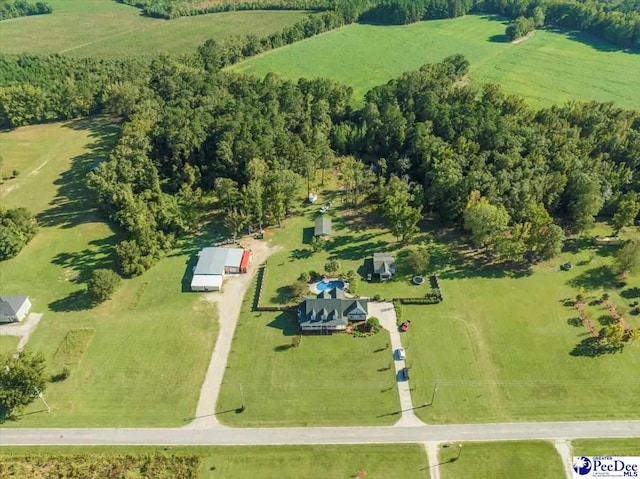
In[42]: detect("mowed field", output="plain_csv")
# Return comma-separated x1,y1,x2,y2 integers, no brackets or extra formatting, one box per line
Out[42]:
0,118,217,427
0,0,309,57
0,445,431,479
404,225,640,424
231,15,640,109
438,441,565,479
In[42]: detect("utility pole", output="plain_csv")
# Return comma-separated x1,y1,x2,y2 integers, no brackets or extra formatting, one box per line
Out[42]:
455,443,463,461
36,388,51,413
429,381,438,406
239,384,245,412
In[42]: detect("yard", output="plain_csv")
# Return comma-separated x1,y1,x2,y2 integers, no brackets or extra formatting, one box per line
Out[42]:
215,274,401,426
0,118,217,426
231,185,640,425
0,445,431,479
400,226,640,424
438,441,565,479
0,336,20,355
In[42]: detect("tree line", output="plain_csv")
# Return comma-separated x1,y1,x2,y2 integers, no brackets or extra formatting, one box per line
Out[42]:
1,53,638,273
0,0,51,21
116,0,331,19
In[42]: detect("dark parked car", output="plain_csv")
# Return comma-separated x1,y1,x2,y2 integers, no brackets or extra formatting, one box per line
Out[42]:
401,367,410,381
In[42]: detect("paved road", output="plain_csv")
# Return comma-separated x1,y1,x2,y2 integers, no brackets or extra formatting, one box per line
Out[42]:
1,421,638,446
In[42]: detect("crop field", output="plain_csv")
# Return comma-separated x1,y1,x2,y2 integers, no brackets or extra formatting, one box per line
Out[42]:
0,118,217,427
231,15,640,109
0,0,309,58
0,445,431,479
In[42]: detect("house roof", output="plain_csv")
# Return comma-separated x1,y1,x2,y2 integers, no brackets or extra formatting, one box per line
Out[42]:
298,288,368,327
314,217,331,236
0,296,29,316
193,247,244,275
373,252,395,274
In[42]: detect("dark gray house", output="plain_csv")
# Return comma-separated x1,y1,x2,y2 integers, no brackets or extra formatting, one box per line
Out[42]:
298,288,368,333
314,217,331,237
373,252,396,280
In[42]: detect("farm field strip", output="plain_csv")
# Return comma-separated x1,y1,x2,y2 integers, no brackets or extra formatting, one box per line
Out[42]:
0,0,310,57
231,15,640,109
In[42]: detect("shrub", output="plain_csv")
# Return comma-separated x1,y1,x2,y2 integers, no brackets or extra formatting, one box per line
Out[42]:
366,316,382,334
373,294,382,301
50,366,70,383
393,300,404,325
291,280,308,301
324,259,340,275
298,271,311,283
291,335,301,348
87,268,122,303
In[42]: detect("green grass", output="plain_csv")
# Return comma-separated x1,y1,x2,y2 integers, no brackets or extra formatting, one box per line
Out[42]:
216,274,401,426
51,328,94,365
0,118,217,427
0,336,20,355
438,441,564,479
233,186,640,425
402,225,640,424
571,438,640,456
0,0,310,58
0,445,431,479
231,15,640,109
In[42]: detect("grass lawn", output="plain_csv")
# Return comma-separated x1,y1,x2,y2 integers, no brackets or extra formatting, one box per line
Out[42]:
571,438,640,456
401,225,640,424
0,445,431,479
231,15,640,109
0,336,20,355
215,273,401,426
0,0,309,57
438,441,564,479
0,118,217,427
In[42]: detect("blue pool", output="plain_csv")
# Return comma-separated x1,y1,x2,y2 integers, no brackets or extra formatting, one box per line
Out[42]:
317,280,345,291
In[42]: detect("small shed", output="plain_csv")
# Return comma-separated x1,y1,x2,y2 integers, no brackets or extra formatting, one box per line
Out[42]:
0,296,31,323
314,217,332,237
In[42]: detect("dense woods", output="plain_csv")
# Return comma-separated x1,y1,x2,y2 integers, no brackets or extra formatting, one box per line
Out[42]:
1,46,638,274
0,0,51,21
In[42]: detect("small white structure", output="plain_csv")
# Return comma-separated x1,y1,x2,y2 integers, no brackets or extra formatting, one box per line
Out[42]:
190,247,247,292
308,193,318,203
0,296,31,323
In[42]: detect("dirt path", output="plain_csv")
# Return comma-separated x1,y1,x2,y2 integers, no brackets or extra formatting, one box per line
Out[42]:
187,237,278,429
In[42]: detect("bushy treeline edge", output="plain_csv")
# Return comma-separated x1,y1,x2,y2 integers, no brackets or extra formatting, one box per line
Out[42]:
116,0,639,50
1,54,638,275
360,0,640,49
0,453,201,478
0,0,51,21
117,0,332,19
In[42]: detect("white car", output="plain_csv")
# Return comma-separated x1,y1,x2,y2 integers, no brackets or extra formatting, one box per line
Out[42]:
319,205,329,214
396,348,406,360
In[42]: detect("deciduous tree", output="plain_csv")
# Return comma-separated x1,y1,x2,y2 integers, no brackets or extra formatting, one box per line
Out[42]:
0,350,47,416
